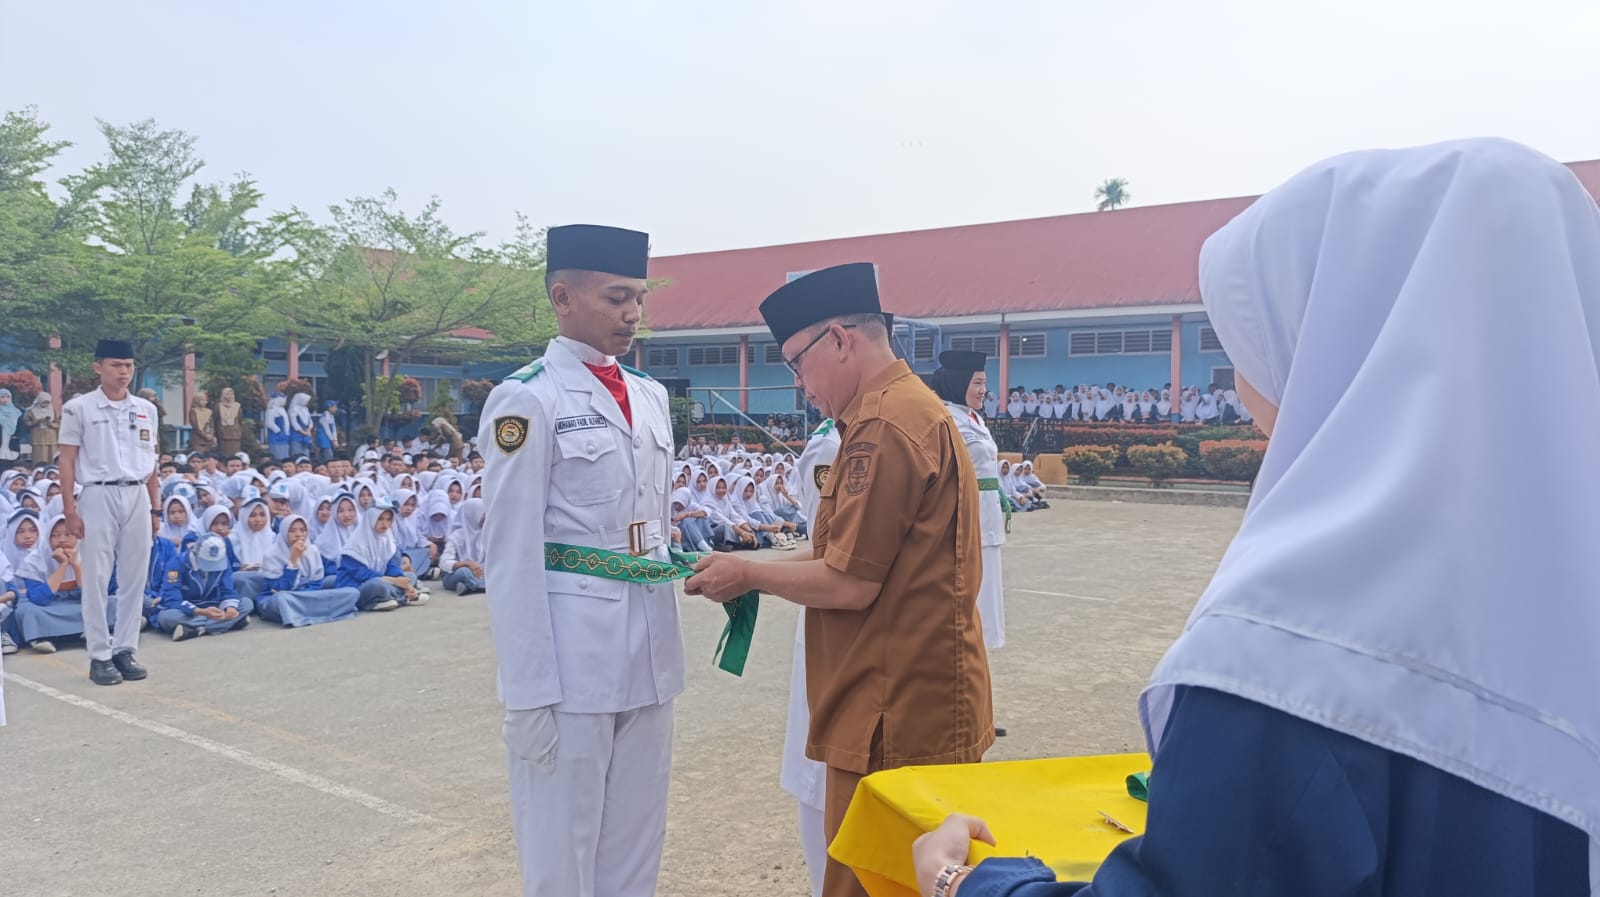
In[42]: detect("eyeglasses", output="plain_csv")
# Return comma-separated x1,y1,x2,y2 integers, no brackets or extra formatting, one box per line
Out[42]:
783,324,856,377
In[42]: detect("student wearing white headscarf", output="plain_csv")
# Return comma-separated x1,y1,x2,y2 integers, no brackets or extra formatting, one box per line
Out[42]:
391,489,434,578
707,475,760,549
733,475,797,549
421,489,453,560
288,393,314,458
1156,388,1173,422
315,493,360,580
0,534,17,656
1179,386,1200,422
12,515,87,652
159,495,201,546
440,497,487,595
670,488,715,553
257,514,360,627
916,139,1597,897
231,497,276,601
264,394,291,460
1194,389,1219,424
333,504,418,610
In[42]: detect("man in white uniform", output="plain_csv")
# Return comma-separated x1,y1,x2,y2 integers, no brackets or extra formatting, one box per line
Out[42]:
478,224,683,897
58,339,160,686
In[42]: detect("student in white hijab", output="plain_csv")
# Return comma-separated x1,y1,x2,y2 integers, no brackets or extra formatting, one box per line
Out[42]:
1179,386,1200,422
231,497,276,600
256,514,360,627
1004,391,1024,419
1195,389,1219,423
159,495,201,546
264,394,291,460
917,139,1598,897
391,489,434,579
315,493,360,580
333,504,419,610
1156,388,1173,422
439,497,487,595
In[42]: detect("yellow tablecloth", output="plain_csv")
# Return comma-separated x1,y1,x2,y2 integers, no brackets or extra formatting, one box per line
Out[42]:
829,753,1152,897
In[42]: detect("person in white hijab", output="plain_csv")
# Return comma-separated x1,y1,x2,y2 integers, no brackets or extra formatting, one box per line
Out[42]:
12,514,86,652
231,497,277,600
391,489,434,578
334,504,419,610
315,493,360,580
256,513,360,627
1195,388,1219,423
1156,388,1173,422
1179,386,1200,422
917,139,1599,897
159,495,201,546
670,487,715,553
733,475,797,549
1004,391,1024,419
264,394,291,460
288,393,315,458
439,497,487,595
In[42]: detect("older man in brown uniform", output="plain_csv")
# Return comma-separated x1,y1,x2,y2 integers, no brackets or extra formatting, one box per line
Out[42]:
688,263,994,897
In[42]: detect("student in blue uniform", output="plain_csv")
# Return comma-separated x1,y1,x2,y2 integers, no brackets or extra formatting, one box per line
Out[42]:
334,504,420,611
256,514,359,627
11,514,87,653
911,140,1597,897
143,511,184,627
154,534,252,641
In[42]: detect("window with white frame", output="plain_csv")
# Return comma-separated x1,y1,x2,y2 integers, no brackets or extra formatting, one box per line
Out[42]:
764,343,785,365
912,331,935,362
687,345,742,366
1199,326,1225,353
950,334,1001,356
645,347,679,368
1008,332,1047,358
1068,328,1174,356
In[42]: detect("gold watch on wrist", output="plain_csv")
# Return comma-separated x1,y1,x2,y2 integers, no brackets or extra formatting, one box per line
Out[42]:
933,863,973,897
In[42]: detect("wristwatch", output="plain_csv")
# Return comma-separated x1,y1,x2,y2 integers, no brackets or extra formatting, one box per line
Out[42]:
934,864,973,897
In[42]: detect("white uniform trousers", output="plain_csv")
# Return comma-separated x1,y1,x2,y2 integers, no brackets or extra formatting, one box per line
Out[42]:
78,483,152,662
976,544,1005,651
781,621,828,897
509,700,674,897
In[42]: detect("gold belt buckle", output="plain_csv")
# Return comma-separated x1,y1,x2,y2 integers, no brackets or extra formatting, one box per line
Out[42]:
627,521,649,557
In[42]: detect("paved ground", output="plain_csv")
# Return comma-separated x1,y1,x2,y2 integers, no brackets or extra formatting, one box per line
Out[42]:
2,500,1242,897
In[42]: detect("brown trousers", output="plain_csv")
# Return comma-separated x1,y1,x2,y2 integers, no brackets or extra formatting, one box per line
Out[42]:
822,766,871,897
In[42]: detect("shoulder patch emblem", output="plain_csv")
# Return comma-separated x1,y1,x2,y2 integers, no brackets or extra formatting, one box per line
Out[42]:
505,359,545,383
811,419,834,438
494,416,530,454
813,464,831,491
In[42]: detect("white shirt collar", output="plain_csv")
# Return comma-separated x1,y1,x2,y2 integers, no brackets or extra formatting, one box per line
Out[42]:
95,387,134,408
554,336,616,368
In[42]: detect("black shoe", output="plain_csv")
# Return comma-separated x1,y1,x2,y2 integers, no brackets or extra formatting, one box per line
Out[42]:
90,659,124,686
713,544,733,553
994,727,1008,738
111,650,148,680
232,615,250,631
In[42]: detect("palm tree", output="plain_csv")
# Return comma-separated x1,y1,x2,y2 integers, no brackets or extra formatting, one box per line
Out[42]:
1094,178,1130,211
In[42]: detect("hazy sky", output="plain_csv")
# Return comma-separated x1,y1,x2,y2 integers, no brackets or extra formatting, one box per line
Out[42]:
4,0,1597,256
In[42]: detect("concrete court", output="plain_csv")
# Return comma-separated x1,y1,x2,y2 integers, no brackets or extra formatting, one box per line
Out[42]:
0,500,1242,897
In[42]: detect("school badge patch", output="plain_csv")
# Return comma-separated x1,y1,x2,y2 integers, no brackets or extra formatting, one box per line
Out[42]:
494,415,530,454
813,464,831,491
843,441,877,496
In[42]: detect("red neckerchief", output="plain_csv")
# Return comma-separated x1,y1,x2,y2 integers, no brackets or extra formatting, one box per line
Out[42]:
584,362,632,427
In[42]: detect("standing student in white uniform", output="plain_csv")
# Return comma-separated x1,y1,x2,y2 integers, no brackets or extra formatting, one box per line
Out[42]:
478,224,683,897
58,339,159,686
927,351,1007,654
782,417,842,897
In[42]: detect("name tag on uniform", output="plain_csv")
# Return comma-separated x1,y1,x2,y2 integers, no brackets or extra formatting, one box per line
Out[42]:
554,415,608,434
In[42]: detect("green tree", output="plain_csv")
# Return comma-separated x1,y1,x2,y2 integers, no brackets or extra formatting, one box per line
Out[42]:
1094,177,1131,211
276,190,556,434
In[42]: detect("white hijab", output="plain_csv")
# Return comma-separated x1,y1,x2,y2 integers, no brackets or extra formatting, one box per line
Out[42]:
448,497,485,565
160,495,200,545
4,510,38,571
17,515,68,583
1142,139,1600,886
341,505,398,573
232,498,276,566
315,494,359,560
263,514,323,586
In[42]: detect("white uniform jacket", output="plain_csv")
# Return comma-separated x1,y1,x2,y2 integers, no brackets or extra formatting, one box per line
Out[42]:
478,337,684,715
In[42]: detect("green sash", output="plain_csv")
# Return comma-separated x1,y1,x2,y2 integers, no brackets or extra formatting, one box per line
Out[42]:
543,542,758,676
977,477,1014,524
1126,771,1151,801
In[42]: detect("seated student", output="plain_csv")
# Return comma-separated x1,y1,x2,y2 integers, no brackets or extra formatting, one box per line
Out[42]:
334,504,421,610
391,489,435,579
706,475,761,549
670,488,715,553
11,515,87,653
765,472,808,535
421,491,453,563
998,461,1037,512
159,494,201,547
439,498,487,596
153,534,252,641
265,481,297,531
142,511,183,630
310,496,334,542
4,510,38,581
200,505,241,568
231,498,275,601
257,514,360,628
735,475,798,549
1016,460,1051,508
315,493,360,581
0,545,18,654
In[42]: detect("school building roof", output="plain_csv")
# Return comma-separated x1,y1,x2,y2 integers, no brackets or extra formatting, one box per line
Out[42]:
643,158,1600,335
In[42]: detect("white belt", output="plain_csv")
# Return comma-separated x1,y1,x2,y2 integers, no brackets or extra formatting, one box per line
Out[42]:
545,520,664,555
